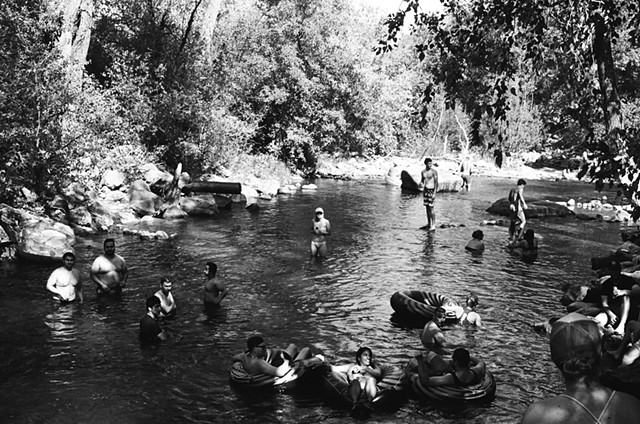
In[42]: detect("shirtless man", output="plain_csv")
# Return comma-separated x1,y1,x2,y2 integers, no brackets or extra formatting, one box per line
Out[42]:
232,335,309,377
311,207,331,258
154,277,176,317
139,296,167,344
508,179,527,242
459,156,473,191
420,306,447,353
46,251,83,303
90,238,128,296
203,262,228,311
419,158,439,231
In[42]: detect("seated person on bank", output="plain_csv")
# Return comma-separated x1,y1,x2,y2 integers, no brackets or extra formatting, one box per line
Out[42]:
406,348,485,387
598,261,640,335
330,347,382,409
465,230,485,252
609,319,640,367
232,335,310,377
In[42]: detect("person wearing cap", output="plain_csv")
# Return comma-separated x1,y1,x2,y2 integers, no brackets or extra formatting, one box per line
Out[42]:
46,251,83,303
508,179,527,242
139,296,167,344
311,207,331,258
420,307,448,353
597,261,640,335
460,294,484,328
521,312,640,423
154,277,176,318
419,158,439,231
232,336,310,377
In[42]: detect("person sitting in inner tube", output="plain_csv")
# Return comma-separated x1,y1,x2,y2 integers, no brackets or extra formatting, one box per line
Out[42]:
410,348,486,388
420,307,448,353
459,294,485,328
232,335,309,377
465,230,485,252
330,347,382,410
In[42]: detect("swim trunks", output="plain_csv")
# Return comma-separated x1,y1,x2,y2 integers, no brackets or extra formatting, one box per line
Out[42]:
423,188,435,207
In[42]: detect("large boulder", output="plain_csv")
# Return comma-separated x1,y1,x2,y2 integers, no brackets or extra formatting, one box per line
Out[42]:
102,169,126,190
140,163,173,186
0,204,75,263
69,206,93,227
162,204,188,220
129,180,161,217
87,200,116,229
179,196,219,216
486,198,575,218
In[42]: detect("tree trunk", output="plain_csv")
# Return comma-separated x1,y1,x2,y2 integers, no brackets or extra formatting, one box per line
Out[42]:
592,13,622,149
201,0,223,59
50,0,94,84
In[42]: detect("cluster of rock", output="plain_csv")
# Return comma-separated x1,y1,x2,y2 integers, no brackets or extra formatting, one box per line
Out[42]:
0,163,304,262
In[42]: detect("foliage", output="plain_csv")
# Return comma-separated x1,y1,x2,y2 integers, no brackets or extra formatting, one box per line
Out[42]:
0,1,72,205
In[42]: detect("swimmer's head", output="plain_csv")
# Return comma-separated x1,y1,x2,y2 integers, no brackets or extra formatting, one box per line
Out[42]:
206,262,217,278
517,179,526,186
466,294,479,308
424,157,432,166
452,348,471,368
472,230,484,240
62,251,75,261
550,313,602,379
355,347,373,365
524,229,535,240
246,335,265,352
315,207,324,215
146,295,161,310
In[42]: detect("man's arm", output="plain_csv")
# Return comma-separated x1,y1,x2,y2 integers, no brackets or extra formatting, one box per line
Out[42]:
324,220,331,236
255,359,291,377
74,270,83,303
469,356,486,379
434,169,439,192
419,373,455,387
119,257,129,286
601,294,618,325
90,259,110,291
46,270,63,298
216,281,229,303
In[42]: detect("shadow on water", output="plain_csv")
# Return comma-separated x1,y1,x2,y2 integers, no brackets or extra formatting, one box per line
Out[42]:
0,176,628,423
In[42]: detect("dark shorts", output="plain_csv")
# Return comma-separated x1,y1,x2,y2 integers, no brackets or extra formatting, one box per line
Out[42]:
461,174,471,184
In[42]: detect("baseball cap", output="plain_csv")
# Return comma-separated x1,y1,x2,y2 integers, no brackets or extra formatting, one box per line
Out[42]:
315,207,324,214
549,312,601,368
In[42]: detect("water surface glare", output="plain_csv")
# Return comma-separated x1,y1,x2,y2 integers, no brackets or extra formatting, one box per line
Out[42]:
0,176,624,423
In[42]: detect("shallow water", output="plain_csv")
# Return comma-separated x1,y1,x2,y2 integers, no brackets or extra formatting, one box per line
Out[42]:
0,176,626,423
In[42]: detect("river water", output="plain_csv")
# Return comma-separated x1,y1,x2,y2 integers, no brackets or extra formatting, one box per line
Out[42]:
0,176,627,423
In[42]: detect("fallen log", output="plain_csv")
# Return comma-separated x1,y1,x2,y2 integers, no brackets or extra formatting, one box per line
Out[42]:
182,181,242,195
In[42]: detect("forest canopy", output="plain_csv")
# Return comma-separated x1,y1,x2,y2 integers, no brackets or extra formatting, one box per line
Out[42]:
2,0,640,214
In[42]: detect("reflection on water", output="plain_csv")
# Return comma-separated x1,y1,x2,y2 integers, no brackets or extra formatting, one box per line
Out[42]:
0,176,626,423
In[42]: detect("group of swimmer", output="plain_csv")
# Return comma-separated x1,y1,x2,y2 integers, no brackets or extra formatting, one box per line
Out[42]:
45,238,229,345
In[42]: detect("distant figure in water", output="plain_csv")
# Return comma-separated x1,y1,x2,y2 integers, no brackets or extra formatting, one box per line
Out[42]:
154,277,176,318
90,238,128,296
460,294,484,328
508,179,527,242
419,158,439,231
465,230,485,252
510,229,538,251
311,207,331,257
459,156,473,191
204,262,228,312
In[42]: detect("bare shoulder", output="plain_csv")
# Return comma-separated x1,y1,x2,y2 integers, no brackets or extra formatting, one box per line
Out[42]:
521,398,572,424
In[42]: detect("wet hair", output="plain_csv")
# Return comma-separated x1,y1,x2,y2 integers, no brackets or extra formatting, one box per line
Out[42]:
160,277,171,285
524,229,536,249
146,295,160,309
466,294,479,308
424,157,432,165
452,348,471,368
104,238,115,247
62,251,75,260
472,230,484,240
517,178,526,186
206,262,217,278
561,356,600,383
246,335,265,352
355,347,373,365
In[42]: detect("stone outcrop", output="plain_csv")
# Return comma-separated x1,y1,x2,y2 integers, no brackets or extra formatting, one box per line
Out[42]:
486,198,575,218
129,180,161,217
179,196,219,216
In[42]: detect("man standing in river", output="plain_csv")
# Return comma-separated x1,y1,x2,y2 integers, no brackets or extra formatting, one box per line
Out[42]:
204,262,228,312
46,251,83,303
508,179,528,242
311,207,331,257
90,238,128,296
419,158,439,231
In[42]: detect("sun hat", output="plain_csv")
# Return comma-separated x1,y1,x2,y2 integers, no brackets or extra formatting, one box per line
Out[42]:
315,207,324,214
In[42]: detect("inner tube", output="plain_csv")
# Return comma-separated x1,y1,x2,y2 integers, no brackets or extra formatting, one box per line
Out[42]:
320,363,409,410
410,370,496,403
229,348,311,389
391,291,463,322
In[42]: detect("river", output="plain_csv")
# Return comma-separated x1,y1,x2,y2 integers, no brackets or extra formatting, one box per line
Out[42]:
0,176,626,423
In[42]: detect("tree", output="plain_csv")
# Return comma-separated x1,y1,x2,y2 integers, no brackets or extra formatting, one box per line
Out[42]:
381,0,640,215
